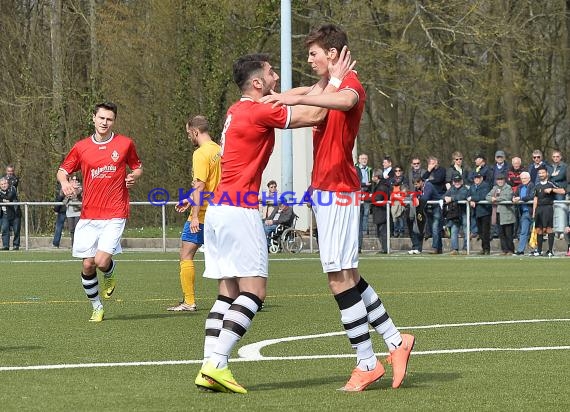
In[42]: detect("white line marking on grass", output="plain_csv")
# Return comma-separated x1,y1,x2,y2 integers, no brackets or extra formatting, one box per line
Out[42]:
2,319,569,372
238,318,570,359
1,346,569,372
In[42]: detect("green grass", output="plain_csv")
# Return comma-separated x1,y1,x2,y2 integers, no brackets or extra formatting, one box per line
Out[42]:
0,252,568,411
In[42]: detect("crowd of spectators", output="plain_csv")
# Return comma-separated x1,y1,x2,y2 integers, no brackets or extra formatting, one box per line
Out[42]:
0,164,83,251
355,149,570,256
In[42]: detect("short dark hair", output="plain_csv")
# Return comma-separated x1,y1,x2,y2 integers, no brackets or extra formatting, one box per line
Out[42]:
94,102,118,118
305,24,348,51
537,165,548,172
233,53,271,91
186,115,209,133
267,180,277,188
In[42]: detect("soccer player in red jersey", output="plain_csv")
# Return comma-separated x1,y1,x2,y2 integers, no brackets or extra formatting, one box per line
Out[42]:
57,102,143,322
261,24,415,391
195,51,355,393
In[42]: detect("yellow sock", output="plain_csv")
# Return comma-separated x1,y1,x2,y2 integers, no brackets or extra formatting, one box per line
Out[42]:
179,260,195,305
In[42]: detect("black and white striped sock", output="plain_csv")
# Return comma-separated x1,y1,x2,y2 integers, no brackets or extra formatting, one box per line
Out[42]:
357,277,402,350
81,273,102,310
209,292,262,369
334,287,376,371
203,295,234,363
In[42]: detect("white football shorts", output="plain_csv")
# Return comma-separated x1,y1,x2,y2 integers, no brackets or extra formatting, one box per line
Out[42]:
312,190,359,273
203,205,268,279
72,218,126,258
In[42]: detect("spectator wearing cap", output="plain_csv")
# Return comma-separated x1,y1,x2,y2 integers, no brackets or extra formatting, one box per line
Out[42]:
486,174,515,255
528,149,552,185
467,172,492,254
490,150,510,240
512,171,535,255
492,150,510,182
549,150,567,237
443,175,469,254
445,151,469,190
468,153,493,185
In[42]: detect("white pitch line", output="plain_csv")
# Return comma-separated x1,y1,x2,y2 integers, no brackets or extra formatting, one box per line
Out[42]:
238,318,570,359
1,346,569,372
2,319,569,372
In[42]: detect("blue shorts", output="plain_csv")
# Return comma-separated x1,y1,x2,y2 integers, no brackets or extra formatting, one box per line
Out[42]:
181,221,204,245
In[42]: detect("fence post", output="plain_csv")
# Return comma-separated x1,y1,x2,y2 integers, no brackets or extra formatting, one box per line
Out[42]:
465,200,471,255
386,202,391,254
24,203,29,251
162,204,166,252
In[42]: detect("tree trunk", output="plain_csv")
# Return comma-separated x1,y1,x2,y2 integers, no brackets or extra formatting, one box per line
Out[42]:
50,0,65,152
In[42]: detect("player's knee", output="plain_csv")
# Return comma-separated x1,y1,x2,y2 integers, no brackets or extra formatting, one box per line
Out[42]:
94,255,111,271
82,259,96,275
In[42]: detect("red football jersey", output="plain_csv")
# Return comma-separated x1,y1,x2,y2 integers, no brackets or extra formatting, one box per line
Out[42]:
311,71,365,192
214,97,291,208
59,133,142,219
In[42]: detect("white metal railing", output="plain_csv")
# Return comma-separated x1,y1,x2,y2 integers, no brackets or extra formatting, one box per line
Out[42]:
2,200,568,253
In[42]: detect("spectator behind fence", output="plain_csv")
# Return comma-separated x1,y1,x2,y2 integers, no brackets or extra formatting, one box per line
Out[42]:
512,172,534,256
407,178,426,254
468,153,493,184
528,149,551,184
549,150,567,237
382,155,394,180
507,156,525,192
0,177,19,250
467,173,492,255
356,153,373,253
370,170,389,254
492,150,510,182
443,175,468,255
64,174,83,247
445,151,469,190
507,156,525,239
2,164,21,250
390,171,407,238
407,157,426,187
422,156,446,254
486,174,515,255
52,181,68,248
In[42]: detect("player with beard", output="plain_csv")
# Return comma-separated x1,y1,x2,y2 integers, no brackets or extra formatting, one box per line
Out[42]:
196,50,354,393
167,115,221,312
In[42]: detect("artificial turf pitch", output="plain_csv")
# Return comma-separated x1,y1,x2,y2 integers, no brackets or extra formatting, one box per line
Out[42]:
0,251,568,411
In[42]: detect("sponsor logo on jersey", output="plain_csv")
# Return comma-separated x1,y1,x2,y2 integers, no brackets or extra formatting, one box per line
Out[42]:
91,165,117,179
